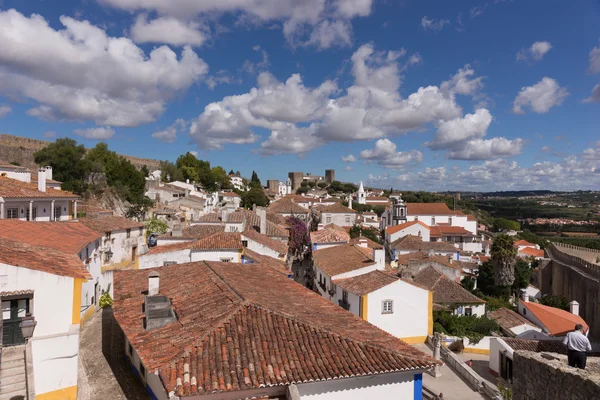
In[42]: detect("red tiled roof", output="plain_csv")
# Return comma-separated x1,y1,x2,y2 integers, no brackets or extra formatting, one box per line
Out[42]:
145,241,195,255
521,301,588,336
192,232,242,251
320,203,356,214
0,239,91,279
268,198,310,214
241,209,289,238
366,196,389,201
310,224,350,244
488,308,536,335
467,215,477,221
241,228,288,256
173,225,225,240
430,225,474,237
0,220,102,254
281,194,313,203
413,266,485,305
30,175,62,185
79,216,144,233
0,176,78,198
195,213,221,223
518,247,545,258
385,220,430,235
334,270,400,296
0,160,27,170
220,191,240,198
394,251,462,271
242,248,289,275
349,236,382,249
314,243,376,276
226,211,245,223
390,235,457,253
406,203,455,216
502,338,569,354
113,262,436,397
514,240,535,247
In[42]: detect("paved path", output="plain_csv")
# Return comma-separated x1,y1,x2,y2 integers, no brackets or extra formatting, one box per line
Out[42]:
412,344,485,400
0,345,27,400
457,352,497,388
78,309,150,400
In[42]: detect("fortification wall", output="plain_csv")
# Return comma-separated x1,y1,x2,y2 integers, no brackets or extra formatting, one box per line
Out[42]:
0,134,161,171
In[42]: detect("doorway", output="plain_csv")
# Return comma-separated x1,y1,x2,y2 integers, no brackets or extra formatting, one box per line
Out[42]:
131,246,137,262
2,298,30,345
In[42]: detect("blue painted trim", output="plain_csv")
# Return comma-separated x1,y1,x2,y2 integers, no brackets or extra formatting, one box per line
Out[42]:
414,373,423,400
126,355,159,400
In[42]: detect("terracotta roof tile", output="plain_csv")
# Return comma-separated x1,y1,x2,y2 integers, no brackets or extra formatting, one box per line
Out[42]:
0,220,102,254
0,160,27,170
390,235,457,253
0,239,91,279
79,216,144,233
220,191,240,198
180,225,225,240
314,243,376,276
310,224,350,244
241,229,288,256
334,270,400,296
0,176,78,198
146,241,195,255
226,211,245,223
385,220,430,235
196,213,221,223
394,251,462,271
514,240,535,247
521,301,588,336
320,203,356,214
192,232,242,250
366,196,389,201
349,236,382,249
430,226,475,237
113,262,436,397
241,209,289,238
518,247,545,258
268,198,310,214
413,266,485,305
488,308,536,335
242,248,290,275
406,203,455,216
502,338,569,354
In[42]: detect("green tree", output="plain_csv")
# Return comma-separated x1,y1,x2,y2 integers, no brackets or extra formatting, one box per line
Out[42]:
491,234,517,290
228,169,235,175
349,224,381,244
250,170,261,189
160,161,183,182
241,187,269,208
212,166,231,189
145,218,169,236
140,165,150,177
33,138,89,193
512,259,532,296
540,295,570,311
296,186,309,194
317,182,328,189
308,181,316,188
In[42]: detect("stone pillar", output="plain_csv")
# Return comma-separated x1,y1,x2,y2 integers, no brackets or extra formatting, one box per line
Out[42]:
51,200,55,221
29,201,33,221
73,200,78,220
0,202,4,219
432,332,442,377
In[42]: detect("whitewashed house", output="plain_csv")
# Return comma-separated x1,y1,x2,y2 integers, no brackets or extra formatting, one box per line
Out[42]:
113,261,436,399
240,228,288,261
310,224,350,250
319,203,357,227
228,174,245,191
0,160,31,182
488,307,542,338
268,197,310,221
385,220,431,244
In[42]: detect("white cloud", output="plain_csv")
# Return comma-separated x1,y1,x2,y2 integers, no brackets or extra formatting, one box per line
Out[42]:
427,108,492,150
421,16,450,31
588,42,600,74
582,142,600,160
258,124,322,155
583,83,600,103
73,126,115,140
408,53,422,66
344,165,353,171
447,137,524,160
517,41,552,62
152,118,187,143
304,20,352,49
130,15,207,46
359,139,423,169
470,6,485,18
0,9,208,127
0,104,11,118
440,64,484,97
512,77,569,114
342,154,356,162
541,145,552,153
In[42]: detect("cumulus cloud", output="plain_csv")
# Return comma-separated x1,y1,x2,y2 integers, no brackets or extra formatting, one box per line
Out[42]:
0,104,11,118
447,137,524,160
0,9,208,127
152,118,187,143
427,108,492,150
583,83,600,103
73,126,115,140
588,42,600,74
470,6,485,18
258,124,323,155
342,154,356,162
512,77,569,114
441,64,485,97
582,142,600,160
130,15,207,46
421,16,449,31
100,0,373,49
516,41,552,62
359,139,422,168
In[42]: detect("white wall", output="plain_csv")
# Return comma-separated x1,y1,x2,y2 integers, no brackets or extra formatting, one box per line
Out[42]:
510,323,542,336
31,331,79,395
321,212,357,227
79,241,103,314
367,280,429,339
226,221,244,232
139,249,192,269
386,223,430,243
156,237,195,247
102,228,145,268
453,303,486,318
190,249,241,263
0,168,31,182
0,263,74,337
489,337,512,375
443,334,492,353
517,301,547,334
296,371,418,400
407,213,476,235
242,235,285,260
2,199,72,221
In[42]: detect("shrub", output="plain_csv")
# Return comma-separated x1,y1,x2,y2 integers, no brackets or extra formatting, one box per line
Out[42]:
99,292,113,308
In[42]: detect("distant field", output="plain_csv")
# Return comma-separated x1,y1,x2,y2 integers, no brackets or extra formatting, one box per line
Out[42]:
538,232,599,237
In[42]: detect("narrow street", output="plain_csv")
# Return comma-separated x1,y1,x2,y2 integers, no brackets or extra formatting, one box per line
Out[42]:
78,309,150,400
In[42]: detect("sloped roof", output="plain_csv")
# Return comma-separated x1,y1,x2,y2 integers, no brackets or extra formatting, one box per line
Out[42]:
0,239,91,279
521,301,588,336
192,232,242,251
242,248,289,275
220,191,240,198
334,270,401,296
320,203,356,214
349,236,382,249
0,160,27,170
0,220,102,254
226,211,245,223
0,176,78,198
268,197,310,214
79,216,144,233
518,247,545,258
241,209,289,238
196,213,221,223
502,338,568,354
113,262,436,397
394,251,462,271
406,203,455,216
241,228,288,256
313,243,376,276
430,225,475,237
310,224,350,244
514,240,536,247
488,308,536,335
413,266,485,305
390,235,457,253
145,241,195,255
385,220,430,235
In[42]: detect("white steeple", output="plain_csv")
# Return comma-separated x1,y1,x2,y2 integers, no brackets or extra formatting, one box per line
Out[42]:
357,181,366,205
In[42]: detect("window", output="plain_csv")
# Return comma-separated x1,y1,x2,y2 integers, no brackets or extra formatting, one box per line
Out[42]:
163,261,177,266
326,216,331,223
345,216,350,224
139,227,143,235
431,217,436,225
6,208,18,219
220,258,233,262
242,240,248,248
128,342,133,356
382,300,394,314
522,308,526,316
126,229,131,238
449,217,453,225
25,207,37,221
139,363,146,380
104,251,112,263
105,232,111,240
465,307,473,317
54,207,62,220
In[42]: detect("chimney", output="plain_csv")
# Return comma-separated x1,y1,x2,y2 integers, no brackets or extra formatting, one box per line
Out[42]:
569,300,579,316
373,246,385,270
317,223,324,231
358,238,368,248
521,290,529,303
45,166,53,181
348,195,353,210
148,271,160,296
172,223,182,237
448,256,453,264
258,207,267,235
37,167,47,192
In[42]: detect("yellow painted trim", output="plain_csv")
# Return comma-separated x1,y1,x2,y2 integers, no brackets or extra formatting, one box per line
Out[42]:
239,249,243,263
72,278,83,324
463,348,490,355
428,291,433,335
399,336,428,344
360,295,368,320
81,304,96,324
36,385,77,400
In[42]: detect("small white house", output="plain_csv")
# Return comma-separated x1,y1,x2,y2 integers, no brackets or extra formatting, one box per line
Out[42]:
319,203,357,227
310,224,350,251
385,220,431,244
0,160,31,182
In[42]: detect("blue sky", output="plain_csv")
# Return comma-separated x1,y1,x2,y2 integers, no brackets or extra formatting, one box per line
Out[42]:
0,0,599,190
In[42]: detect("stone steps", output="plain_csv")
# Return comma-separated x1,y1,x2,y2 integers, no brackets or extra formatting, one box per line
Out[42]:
0,346,27,400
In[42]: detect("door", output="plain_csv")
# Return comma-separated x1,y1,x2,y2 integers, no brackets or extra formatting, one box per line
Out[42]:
2,298,29,345
131,246,137,262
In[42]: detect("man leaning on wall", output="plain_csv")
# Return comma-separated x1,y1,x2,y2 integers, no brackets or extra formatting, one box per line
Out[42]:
563,324,592,369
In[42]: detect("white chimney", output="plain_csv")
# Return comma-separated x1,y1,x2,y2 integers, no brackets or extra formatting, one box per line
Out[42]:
148,271,160,296
358,238,368,248
258,207,267,235
569,300,579,316
373,247,385,270
45,166,53,181
37,167,47,192
348,195,353,210
317,223,324,231
521,290,529,303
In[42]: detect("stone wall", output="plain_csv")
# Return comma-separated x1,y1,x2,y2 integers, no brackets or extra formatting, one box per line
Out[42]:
512,351,600,400
0,134,161,171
